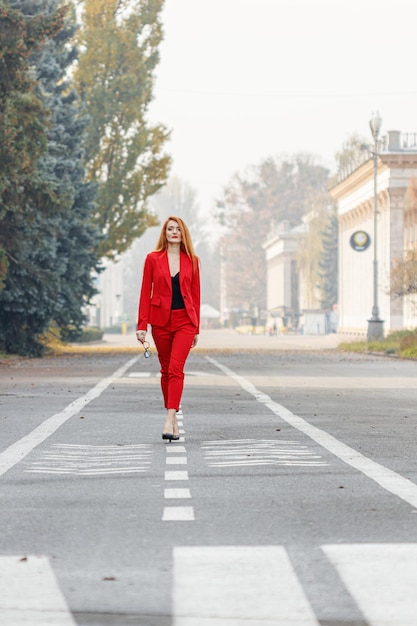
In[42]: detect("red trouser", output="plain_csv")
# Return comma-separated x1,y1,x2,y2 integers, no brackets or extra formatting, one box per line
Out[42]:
151,309,197,411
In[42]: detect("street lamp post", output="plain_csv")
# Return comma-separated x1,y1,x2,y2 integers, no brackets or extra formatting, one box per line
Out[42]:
367,112,384,341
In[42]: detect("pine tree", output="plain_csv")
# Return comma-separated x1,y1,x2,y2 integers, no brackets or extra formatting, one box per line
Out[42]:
0,0,65,285
0,0,101,355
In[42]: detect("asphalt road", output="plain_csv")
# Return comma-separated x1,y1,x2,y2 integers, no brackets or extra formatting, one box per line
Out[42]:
1,347,417,626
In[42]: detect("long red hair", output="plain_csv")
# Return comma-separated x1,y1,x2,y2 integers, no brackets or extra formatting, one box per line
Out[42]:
155,216,199,271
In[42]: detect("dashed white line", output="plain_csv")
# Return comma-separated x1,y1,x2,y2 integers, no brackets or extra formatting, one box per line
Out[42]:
162,507,195,521
164,488,192,499
165,471,189,481
163,411,195,521
166,457,187,465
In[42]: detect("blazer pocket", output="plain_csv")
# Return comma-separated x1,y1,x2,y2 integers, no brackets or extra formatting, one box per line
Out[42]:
150,297,161,306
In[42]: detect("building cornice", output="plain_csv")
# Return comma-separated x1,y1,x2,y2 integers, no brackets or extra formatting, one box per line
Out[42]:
330,160,382,201
330,152,417,201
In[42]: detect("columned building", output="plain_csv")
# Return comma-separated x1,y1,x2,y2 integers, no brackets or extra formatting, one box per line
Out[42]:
263,221,304,330
330,130,417,336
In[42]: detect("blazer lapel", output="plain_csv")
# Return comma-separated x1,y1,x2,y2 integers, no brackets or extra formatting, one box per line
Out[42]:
161,251,171,290
179,251,191,290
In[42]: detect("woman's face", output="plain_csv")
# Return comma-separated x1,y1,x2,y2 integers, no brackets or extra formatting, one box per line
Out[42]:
166,220,182,244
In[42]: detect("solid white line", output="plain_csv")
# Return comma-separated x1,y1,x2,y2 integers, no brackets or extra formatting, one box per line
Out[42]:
162,506,195,521
164,488,192,499
166,446,187,453
206,356,417,510
172,546,318,625
165,471,189,481
0,357,139,478
0,555,76,625
323,544,417,625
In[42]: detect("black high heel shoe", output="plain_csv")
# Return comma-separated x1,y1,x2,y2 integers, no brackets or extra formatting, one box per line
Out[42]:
162,432,174,442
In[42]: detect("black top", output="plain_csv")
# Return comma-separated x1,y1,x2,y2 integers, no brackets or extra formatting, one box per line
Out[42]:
171,272,185,309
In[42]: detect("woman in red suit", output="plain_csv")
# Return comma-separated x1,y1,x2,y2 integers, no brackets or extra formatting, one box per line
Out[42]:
136,216,200,441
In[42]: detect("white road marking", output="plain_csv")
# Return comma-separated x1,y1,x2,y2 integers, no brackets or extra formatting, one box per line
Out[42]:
202,439,328,468
162,506,195,521
172,546,318,625
166,446,187,453
128,372,151,377
166,457,187,465
25,443,152,475
0,555,76,625
207,356,417,509
323,544,417,625
164,488,192,499
165,471,189,481
0,357,139,478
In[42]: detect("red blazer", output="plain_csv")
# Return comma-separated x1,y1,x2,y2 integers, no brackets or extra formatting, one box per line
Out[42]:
137,250,200,332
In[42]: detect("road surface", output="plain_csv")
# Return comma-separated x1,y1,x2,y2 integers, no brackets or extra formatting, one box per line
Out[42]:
1,342,416,625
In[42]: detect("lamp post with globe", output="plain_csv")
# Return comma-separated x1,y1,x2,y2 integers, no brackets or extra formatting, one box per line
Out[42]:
367,112,384,341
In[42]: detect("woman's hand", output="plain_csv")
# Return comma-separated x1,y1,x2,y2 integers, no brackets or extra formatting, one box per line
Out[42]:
136,330,147,343
191,334,199,348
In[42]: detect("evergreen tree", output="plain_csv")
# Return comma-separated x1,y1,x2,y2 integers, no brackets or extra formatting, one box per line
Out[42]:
75,0,171,259
0,0,65,286
318,206,338,309
0,0,101,355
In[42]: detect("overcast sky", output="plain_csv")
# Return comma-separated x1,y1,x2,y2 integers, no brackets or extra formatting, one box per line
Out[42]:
148,0,417,216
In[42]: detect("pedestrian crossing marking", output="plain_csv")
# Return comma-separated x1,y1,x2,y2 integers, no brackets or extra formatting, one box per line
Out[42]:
172,546,319,625
0,555,76,625
323,543,417,625
202,439,328,468
3,545,417,624
25,444,152,475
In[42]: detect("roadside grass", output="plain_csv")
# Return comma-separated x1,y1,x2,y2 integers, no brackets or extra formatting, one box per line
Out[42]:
339,328,417,359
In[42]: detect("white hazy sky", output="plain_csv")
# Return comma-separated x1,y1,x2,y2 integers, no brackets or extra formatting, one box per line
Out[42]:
148,0,417,216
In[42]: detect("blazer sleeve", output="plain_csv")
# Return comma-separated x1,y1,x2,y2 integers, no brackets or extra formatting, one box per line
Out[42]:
193,260,201,333
137,254,153,330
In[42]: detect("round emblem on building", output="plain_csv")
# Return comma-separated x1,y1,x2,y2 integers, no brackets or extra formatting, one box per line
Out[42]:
350,230,371,251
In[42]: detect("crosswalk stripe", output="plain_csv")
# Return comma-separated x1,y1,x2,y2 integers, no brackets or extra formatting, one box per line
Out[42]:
323,544,417,625
172,546,319,625
0,555,76,625
3,545,417,623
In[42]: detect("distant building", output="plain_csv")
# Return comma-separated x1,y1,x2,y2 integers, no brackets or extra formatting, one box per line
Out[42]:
330,130,417,336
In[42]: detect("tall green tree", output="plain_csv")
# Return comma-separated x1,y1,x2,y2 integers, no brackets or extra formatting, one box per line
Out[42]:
0,0,65,287
76,0,171,259
0,0,101,355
